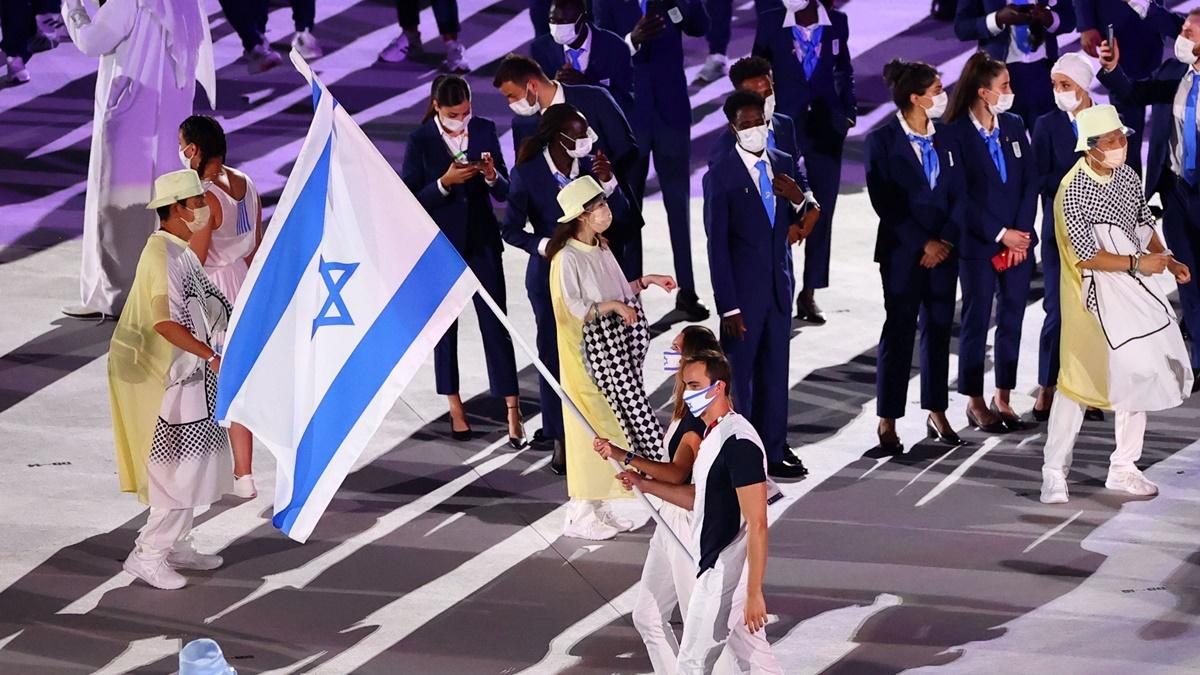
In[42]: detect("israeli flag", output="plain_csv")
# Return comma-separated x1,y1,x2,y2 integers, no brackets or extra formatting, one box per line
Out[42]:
216,53,479,543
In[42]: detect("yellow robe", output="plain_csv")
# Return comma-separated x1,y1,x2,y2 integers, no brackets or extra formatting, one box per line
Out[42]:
1053,159,1113,410
550,241,634,502
108,231,177,504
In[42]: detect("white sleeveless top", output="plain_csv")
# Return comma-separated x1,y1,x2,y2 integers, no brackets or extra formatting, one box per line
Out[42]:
203,173,259,301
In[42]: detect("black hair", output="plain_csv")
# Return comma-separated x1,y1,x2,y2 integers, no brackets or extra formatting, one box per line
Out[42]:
545,192,606,260
423,75,472,123
515,103,585,165
729,56,772,90
945,51,1007,122
882,58,939,111
722,90,765,123
551,0,587,15
155,199,188,222
492,53,548,89
179,115,227,179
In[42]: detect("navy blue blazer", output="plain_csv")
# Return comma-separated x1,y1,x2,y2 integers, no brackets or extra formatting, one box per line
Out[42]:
1075,0,1170,79
955,0,1077,62
502,154,632,286
752,7,857,145
703,146,798,316
510,82,640,184
1031,108,1080,215
706,113,811,192
865,117,966,266
530,25,636,121
1099,58,1192,199
593,0,708,137
943,112,1039,260
400,116,508,258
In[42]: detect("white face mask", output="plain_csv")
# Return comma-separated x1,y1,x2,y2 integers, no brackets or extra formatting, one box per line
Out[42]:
735,123,769,154
663,350,682,372
561,128,598,158
1053,89,1081,113
781,0,811,11
509,86,542,116
988,90,1015,115
179,145,194,170
549,20,579,45
184,204,210,233
440,111,471,133
584,202,613,232
923,91,948,119
1176,35,1198,65
683,383,718,417
763,93,776,120
1092,144,1128,170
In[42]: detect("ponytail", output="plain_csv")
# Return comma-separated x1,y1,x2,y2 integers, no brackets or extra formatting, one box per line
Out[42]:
882,58,939,112
179,115,227,180
515,102,584,166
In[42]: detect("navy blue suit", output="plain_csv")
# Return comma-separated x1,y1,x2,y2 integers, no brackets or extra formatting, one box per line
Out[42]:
502,154,632,441
594,0,709,292
1076,0,1175,173
706,0,787,55
945,112,1038,396
866,117,965,418
706,113,811,193
401,116,520,400
1031,108,1079,389
530,25,636,122
1100,58,1200,367
954,0,1077,130
753,6,856,294
511,83,643,278
704,146,798,461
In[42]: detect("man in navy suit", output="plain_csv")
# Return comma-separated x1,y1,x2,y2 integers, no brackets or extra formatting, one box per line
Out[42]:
753,0,856,325
1075,0,1177,172
594,0,712,321
704,90,813,480
494,54,643,278
955,1,1077,131
530,0,635,121
1099,12,1200,385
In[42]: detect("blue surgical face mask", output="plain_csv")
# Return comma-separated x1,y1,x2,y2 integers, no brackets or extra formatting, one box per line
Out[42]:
663,350,681,372
683,383,718,417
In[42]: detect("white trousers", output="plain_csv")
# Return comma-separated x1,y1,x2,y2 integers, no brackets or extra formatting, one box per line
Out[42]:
1042,391,1147,475
133,507,195,561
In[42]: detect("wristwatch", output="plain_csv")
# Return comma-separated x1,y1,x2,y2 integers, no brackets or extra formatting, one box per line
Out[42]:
206,353,218,365
623,451,635,466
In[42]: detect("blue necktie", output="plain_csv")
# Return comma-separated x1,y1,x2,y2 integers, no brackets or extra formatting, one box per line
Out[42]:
755,159,776,227
554,172,570,189
767,127,777,153
1185,75,1200,185
566,47,585,71
908,134,940,190
1070,118,1078,140
980,126,1007,184
1012,0,1034,54
639,0,647,14
791,25,823,80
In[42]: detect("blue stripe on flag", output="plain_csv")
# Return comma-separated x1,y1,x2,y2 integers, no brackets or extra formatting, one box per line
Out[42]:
215,134,333,420
274,234,467,534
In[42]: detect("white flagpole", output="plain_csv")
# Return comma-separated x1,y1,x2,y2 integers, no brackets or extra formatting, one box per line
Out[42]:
476,286,695,563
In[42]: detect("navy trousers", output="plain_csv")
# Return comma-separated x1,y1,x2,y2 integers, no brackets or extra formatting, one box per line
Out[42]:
958,255,1034,395
1007,60,1055,135
876,254,958,418
528,266,565,440
628,128,694,291
722,303,790,462
799,140,842,291
218,0,315,51
530,0,551,36
434,246,519,397
0,0,39,61
1161,175,1200,368
704,0,732,55
1037,203,1061,388
398,0,460,34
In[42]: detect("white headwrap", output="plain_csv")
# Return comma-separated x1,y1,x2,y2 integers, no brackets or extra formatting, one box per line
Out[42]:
1051,52,1095,91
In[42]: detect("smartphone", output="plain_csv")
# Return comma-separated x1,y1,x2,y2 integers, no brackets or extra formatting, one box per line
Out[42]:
1107,23,1115,47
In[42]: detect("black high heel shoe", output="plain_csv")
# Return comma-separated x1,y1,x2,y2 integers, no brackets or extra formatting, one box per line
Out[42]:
1031,405,1051,422
926,416,964,446
451,426,474,442
507,405,528,449
966,408,1008,434
877,424,904,455
989,401,1024,431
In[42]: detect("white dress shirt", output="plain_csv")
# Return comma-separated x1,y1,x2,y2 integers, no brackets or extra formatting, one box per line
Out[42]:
969,109,1010,243
1170,67,1200,177
895,111,935,165
985,3,1061,64
1124,0,1151,18
781,3,831,33
536,147,619,256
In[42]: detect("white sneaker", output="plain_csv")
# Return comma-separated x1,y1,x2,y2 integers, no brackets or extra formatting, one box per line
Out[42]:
167,542,224,571
233,474,257,499
124,552,187,590
562,502,618,540
594,501,636,532
379,31,423,63
1106,467,1159,497
36,13,70,43
1040,469,1069,504
291,29,323,60
443,40,470,73
694,54,728,83
5,56,30,85
246,41,283,74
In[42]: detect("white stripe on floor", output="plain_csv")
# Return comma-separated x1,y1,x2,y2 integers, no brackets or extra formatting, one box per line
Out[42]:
915,437,1001,508
1022,509,1083,554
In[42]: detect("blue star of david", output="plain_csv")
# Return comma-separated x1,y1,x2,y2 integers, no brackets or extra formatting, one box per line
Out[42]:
312,256,359,338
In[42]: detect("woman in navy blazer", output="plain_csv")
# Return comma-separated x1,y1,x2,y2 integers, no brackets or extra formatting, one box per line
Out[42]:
401,76,526,448
503,103,631,473
866,59,966,453
944,52,1039,433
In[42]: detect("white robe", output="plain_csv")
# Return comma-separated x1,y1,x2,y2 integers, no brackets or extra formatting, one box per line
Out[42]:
63,0,215,315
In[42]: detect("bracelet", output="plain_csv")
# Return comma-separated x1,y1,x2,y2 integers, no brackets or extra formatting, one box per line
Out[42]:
623,450,635,466
206,353,218,364
1129,254,1139,274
